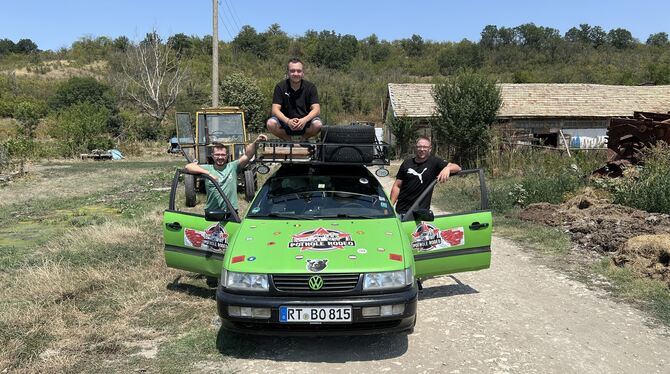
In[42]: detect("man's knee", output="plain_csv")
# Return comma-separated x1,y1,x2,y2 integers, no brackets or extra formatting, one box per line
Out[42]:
266,117,279,130
310,119,323,131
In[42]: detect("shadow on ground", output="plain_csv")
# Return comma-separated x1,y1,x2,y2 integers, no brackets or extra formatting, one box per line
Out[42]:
418,275,478,301
215,329,408,361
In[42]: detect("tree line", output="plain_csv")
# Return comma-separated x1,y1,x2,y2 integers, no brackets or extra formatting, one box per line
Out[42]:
1,22,670,167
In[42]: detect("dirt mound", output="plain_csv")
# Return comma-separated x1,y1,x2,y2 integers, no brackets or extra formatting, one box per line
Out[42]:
613,235,670,287
520,189,670,283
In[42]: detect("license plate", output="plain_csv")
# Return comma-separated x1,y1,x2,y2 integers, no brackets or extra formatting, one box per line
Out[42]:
279,306,352,323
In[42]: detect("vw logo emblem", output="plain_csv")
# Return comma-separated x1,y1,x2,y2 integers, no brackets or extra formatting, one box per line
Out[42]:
308,275,324,290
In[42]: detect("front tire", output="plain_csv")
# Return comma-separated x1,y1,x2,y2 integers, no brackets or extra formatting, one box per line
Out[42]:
244,169,256,201
184,174,197,207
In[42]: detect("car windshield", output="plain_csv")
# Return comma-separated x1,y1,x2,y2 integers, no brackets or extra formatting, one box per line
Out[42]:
247,174,395,219
198,113,244,143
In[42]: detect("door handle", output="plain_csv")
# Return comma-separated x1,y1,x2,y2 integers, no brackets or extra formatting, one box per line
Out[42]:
166,222,182,230
469,222,489,230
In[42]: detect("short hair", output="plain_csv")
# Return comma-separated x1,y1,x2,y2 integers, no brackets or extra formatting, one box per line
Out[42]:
287,58,304,69
211,143,227,152
416,136,432,145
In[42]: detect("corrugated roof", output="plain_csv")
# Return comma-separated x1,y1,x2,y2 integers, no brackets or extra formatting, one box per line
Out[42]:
387,83,670,119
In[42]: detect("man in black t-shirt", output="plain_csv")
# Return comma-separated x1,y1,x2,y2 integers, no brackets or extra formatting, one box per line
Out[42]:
266,58,323,141
390,137,461,215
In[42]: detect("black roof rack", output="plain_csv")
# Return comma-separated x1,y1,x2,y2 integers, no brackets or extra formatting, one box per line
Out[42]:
257,138,390,166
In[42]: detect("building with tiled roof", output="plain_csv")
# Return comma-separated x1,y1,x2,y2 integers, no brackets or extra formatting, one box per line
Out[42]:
385,83,670,147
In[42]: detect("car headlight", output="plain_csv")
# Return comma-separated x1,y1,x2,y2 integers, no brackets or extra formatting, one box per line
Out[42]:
363,268,413,291
222,269,269,292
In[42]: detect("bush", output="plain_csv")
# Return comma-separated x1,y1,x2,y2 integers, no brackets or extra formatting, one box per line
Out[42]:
49,102,112,157
432,71,502,168
610,144,670,214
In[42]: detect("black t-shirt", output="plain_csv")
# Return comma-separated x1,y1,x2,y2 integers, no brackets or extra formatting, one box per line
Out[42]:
395,155,448,213
272,79,319,119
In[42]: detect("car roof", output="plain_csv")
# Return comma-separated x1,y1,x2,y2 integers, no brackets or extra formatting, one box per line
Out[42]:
273,164,371,178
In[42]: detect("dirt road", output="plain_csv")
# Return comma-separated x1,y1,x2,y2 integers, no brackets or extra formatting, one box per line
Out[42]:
210,173,670,373
214,236,669,373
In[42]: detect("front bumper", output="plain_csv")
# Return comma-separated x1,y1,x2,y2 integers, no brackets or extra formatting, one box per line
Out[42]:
216,285,418,336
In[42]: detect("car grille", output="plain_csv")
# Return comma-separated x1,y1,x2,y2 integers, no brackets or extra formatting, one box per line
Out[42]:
272,274,360,292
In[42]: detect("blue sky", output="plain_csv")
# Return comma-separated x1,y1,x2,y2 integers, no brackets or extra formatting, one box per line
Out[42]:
2,0,669,51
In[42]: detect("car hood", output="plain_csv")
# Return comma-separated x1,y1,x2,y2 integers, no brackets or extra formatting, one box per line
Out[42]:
225,218,408,274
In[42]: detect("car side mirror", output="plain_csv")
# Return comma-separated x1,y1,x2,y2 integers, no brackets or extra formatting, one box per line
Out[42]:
205,210,232,222
412,209,434,221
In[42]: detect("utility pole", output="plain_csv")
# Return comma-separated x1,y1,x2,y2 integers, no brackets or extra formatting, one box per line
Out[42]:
212,0,219,107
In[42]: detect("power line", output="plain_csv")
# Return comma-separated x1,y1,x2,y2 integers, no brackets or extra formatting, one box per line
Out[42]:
218,0,239,40
217,1,235,40
222,0,241,32
223,0,244,30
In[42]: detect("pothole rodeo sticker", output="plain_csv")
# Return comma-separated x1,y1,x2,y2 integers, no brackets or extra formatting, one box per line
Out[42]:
184,223,229,252
289,227,356,251
411,222,464,251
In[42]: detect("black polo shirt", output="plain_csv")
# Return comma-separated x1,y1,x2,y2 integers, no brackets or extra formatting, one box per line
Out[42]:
272,79,319,119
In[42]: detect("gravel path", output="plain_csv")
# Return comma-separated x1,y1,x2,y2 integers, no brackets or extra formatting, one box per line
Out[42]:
209,172,670,373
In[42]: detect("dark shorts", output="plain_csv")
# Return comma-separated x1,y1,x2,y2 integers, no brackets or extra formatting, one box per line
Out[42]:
270,116,321,136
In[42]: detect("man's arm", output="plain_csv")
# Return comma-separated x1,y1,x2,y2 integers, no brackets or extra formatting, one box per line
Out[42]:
271,104,290,124
184,162,214,180
437,162,462,182
237,134,268,168
390,179,403,205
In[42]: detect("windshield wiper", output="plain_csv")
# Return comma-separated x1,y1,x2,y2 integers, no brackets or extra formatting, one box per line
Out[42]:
313,213,379,219
262,212,316,220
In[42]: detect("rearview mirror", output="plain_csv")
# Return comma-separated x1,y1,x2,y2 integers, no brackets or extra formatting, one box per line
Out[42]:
205,210,232,222
412,209,434,221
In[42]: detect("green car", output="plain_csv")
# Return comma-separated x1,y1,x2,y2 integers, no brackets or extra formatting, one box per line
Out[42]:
163,163,491,335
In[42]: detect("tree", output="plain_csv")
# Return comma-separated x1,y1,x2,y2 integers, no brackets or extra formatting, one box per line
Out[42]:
14,101,47,139
49,102,112,156
646,32,669,47
112,36,130,52
49,77,116,111
432,71,502,167
232,25,269,58
309,30,358,69
219,73,265,133
122,31,187,127
608,28,635,49
437,41,482,75
400,34,425,57
15,39,38,54
168,33,193,57
387,116,418,157
0,39,15,56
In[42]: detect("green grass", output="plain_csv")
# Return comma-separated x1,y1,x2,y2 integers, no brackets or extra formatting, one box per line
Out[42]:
493,214,571,255
595,258,670,325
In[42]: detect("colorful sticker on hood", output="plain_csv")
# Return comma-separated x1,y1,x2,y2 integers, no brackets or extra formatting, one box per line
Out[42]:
289,227,356,251
411,223,464,251
306,259,328,272
184,223,228,252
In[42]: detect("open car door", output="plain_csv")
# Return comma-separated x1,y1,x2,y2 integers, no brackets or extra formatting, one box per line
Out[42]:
400,169,492,278
163,169,241,277
175,112,196,162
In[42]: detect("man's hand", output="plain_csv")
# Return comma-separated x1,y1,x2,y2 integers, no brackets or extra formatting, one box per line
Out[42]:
289,118,304,130
437,169,451,182
255,134,268,143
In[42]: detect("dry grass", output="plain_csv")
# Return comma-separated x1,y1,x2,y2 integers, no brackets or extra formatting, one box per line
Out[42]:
0,157,230,372
0,206,218,372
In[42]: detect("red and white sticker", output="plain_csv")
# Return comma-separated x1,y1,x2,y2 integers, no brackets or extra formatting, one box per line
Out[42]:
411,222,464,251
184,223,229,252
289,227,356,251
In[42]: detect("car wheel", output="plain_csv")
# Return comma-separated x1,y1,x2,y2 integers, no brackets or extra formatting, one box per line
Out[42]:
206,276,219,288
184,174,197,207
322,125,375,163
244,169,256,201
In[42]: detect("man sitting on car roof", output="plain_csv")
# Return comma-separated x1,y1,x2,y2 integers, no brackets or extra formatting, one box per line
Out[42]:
266,58,322,141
